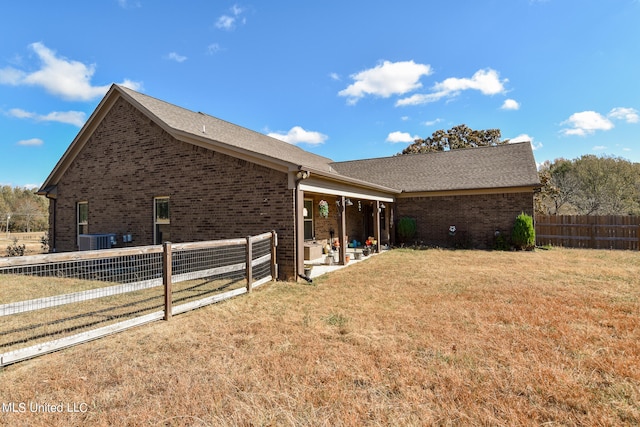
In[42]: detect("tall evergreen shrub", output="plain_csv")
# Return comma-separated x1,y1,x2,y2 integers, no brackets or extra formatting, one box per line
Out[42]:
512,213,535,250
397,217,417,242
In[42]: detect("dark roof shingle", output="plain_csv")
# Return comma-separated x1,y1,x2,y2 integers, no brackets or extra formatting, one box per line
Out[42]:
117,85,337,173
330,143,540,192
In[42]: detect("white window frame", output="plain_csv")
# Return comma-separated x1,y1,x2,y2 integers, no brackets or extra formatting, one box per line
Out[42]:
303,198,314,240
154,197,170,245
77,201,88,247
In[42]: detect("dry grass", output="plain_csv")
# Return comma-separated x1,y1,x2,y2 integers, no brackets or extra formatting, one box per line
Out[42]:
1,276,246,353
1,248,639,426
0,232,46,256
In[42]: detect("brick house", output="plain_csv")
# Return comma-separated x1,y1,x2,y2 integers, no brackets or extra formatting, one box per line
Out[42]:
38,85,540,280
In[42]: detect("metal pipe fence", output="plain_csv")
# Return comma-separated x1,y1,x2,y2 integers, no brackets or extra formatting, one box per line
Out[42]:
0,231,277,366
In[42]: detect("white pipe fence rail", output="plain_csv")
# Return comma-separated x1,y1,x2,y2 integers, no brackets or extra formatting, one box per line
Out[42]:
0,231,277,366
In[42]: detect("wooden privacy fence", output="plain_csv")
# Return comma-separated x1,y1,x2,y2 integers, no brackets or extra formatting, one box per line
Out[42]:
0,231,277,366
535,215,640,250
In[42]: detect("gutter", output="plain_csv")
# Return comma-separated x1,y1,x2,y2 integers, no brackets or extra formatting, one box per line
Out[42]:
36,185,57,252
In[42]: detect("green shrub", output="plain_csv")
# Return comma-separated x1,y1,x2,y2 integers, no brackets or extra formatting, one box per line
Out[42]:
6,238,26,257
397,217,417,242
512,213,535,250
493,230,510,251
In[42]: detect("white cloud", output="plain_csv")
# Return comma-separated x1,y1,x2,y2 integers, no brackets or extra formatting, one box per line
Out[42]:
166,52,187,63
396,68,507,107
9,108,86,127
608,107,639,123
17,138,44,146
0,67,24,85
338,60,433,105
424,118,443,126
509,134,531,143
593,145,608,151
510,133,542,150
501,99,520,110
0,42,142,101
386,131,419,144
561,111,614,136
329,72,341,81
215,4,246,31
216,15,236,30
268,126,328,145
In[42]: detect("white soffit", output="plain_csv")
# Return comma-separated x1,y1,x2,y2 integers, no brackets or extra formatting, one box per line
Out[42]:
299,180,394,203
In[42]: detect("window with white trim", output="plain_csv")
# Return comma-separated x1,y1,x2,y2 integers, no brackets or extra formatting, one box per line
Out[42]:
77,201,88,246
303,199,314,240
154,197,170,244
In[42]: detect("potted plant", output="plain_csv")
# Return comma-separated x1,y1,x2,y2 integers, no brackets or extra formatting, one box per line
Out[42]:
318,200,329,218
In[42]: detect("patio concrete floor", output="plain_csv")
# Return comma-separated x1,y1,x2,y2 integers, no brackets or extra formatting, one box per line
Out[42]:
304,247,388,279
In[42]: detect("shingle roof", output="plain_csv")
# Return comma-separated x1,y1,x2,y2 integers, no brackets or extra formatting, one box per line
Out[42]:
117,85,336,173
39,84,540,196
330,142,541,192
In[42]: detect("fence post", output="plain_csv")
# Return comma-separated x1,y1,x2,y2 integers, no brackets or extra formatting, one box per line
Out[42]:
271,230,278,280
163,241,172,321
246,236,253,293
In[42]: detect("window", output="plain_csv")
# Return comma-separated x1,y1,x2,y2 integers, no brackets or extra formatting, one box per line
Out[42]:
154,197,170,244
77,201,88,246
303,199,314,240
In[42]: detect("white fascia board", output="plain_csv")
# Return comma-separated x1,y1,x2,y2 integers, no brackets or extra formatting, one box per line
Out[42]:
299,178,394,203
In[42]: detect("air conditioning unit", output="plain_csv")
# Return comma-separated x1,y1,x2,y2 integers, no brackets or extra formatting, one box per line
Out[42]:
79,233,117,251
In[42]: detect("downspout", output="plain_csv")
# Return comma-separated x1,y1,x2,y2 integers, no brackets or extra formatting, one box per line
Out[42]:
294,168,310,281
38,186,57,252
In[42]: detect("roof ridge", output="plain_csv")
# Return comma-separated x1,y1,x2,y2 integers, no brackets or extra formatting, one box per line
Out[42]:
115,84,336,168
331,142,530,166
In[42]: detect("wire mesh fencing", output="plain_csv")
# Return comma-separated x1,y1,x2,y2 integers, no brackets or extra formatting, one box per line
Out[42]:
0,231,277,366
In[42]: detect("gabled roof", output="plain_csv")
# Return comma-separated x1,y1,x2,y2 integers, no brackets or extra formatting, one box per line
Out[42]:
39,85,539,196
115,85,339,173
331,142,541,193
39,84,342,193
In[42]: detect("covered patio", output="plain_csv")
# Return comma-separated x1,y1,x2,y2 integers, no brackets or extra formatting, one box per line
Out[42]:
293,169,396,280
303,245,389,279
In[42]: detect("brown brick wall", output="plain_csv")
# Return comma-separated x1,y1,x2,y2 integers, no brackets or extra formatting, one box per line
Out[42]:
52,97,296,279
396,192,534,248
304,194,339,244
301,195,391,247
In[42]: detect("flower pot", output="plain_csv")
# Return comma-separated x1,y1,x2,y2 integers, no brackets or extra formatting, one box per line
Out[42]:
345,255,350,263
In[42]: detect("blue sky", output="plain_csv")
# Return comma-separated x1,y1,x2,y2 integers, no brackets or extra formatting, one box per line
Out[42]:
1,0,639,188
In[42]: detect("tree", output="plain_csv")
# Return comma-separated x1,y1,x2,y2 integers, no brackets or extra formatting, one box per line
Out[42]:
536,155,640,215
0,186,49,232
536,159,580,215
399,124,508,155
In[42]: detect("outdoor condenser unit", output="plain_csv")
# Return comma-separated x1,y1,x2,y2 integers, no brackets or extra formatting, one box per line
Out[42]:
78,233,117,251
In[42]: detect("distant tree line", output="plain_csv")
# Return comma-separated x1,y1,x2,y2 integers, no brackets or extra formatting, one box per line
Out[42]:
0,186,49,233
536,155,640,215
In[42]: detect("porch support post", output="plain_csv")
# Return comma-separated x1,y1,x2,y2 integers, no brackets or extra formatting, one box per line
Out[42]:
295,186,305,279
373,200,381,253
339,196,347,265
